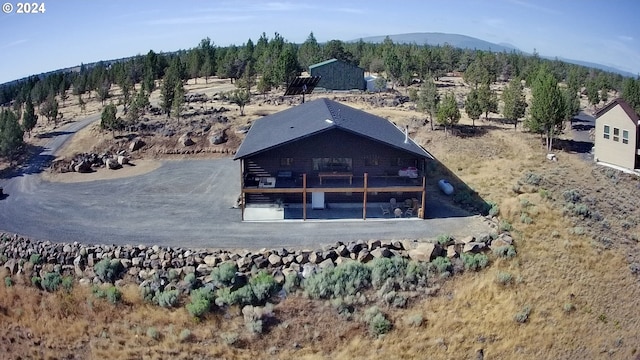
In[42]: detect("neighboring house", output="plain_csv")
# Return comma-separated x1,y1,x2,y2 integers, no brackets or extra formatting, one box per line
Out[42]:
594,98,640,173
234,98,434,220
309,59,365,91
365,74,386,92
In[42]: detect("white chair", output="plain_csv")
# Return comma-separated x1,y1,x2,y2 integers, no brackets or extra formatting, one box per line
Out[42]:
380,204,390,216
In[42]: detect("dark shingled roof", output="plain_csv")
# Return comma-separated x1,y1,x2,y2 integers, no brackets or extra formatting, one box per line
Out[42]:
234,98,434,160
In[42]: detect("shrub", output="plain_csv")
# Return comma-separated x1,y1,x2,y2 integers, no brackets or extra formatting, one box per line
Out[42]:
167,269,179,281
31,276,41,288
246,319,263,334
403,314,423,327
496,272,513,285
184,273,197,289
29,253,43,265
284,271,300,293
461,253,489,271
363,306,392,337
94,258,123,283
431,256,451,274
210,262,238,287
4,276,13,287
249,271,278,304
435,234,452,246
146,327,159,340
369,257,407,289
520,213,533,224
178,329,192,343
539,188,550,199
93,285,122,304
304,261,371,299
493,245,517,258
61,276,74,292
220,332,239,346
186,287,214,318
563,303,575,313
562,189,581,204
155,289,180,308
499,219,513,232
382,290,407,308
41,272,62,292
514,305,531,323
405,261,429,284
0,254,7,265
487,201,500,217
522,172,542,186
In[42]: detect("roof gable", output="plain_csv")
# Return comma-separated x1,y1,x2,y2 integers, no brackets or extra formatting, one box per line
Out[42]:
234,98,433,160
595,98,640,127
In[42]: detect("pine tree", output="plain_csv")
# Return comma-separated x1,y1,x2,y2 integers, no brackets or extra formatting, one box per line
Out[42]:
464,88,482,127
100,103,120,137
501,78,527,129
525,65,565,153
22,95,38,137
436,92,460,136
171,81,185,120
477,84,498,120
0,109,24,157
416,78,439,131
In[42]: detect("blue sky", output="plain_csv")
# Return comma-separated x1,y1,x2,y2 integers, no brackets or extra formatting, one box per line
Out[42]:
1,0,639,84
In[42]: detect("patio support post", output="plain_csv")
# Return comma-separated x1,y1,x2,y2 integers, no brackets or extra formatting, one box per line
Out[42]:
363,172,368,220
421,175,426,219
240,159,245,221
303,173,307,221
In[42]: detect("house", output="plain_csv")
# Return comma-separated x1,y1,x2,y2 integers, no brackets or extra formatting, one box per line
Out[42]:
365,74,386,92
309,59,365,91
593,98,640,173
234,98,434,220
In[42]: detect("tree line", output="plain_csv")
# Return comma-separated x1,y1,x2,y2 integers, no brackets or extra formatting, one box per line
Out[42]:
1,32,640,158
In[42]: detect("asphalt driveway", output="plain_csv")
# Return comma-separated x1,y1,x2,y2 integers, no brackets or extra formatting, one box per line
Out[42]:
0,120,489,249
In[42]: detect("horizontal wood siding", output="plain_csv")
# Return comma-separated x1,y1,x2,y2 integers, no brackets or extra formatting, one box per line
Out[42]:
244,129,424,177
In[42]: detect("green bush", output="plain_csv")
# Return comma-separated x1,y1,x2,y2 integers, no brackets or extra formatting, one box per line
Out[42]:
178,329,192,343
487,201,500,217
499,219,513,232
369,257,407,289
61,276,74,292
31,276,41,288
431,256,451,274
461,253,489,271
0,254,7,265
496,272,513,285
520,213,533,224
284,271,300,293
146,327,160,340
493,245,517,258
167,269,179,281
435,234,452,246
184,273,197,288
94,258,124,283
514,305,531,323
304,261,371,299
209,262,238,287
405,261,429,284
4,276,13,287
186,287,214,318
522,172,542,186
29,253,43,265
93,285,122,304
249,271,278,303
364,306,392,337
562,189,581,204
155,289,180,308
41,272,62,292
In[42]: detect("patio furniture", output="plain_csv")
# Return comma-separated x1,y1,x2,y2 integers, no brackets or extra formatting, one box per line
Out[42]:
319,172,353,185
405,208,414,217
380,204,390,216
390,198,397,208
258,177,276,188
394,208,403,218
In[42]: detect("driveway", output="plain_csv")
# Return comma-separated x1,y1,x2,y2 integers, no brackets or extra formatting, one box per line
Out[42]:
0,118,489,249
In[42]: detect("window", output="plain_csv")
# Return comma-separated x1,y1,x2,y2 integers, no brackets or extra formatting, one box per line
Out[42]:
603,125,610,139
280,158,294,166
613,128,620,142
364,155,379,166
313,158,352,172
623,130,629,144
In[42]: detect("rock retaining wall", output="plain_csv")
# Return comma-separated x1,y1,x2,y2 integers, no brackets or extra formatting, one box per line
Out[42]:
0,230,514,287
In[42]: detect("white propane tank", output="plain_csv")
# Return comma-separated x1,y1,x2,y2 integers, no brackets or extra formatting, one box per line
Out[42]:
438,179,454,195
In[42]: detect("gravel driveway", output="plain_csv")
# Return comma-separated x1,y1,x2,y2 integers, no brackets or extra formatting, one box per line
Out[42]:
0,118,490,249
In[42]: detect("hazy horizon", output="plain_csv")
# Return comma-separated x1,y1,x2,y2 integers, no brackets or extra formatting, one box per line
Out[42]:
1,0,639,84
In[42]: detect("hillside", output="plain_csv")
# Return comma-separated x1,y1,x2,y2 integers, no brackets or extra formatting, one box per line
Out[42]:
351,32,520,53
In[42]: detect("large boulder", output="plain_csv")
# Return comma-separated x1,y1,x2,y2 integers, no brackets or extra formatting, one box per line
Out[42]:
129,138,145,152
210,129,228,145
74,160,92,173
179,133,195,147
408,243,440,262
106,158,122,170
117,155,129,165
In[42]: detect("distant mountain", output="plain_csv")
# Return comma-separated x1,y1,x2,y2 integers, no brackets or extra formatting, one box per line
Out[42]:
351,32,635,77
351,32,521,53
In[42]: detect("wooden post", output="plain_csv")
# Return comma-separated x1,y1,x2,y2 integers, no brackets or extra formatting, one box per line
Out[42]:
420,175,426,219
240,159,245,221
363,173,368,220
303,173,307,221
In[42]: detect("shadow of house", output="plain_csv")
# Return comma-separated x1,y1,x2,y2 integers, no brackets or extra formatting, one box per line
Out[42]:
553,139,594,154
35,131,74,139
